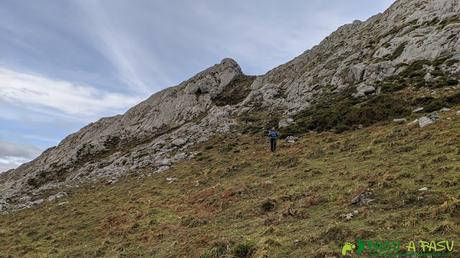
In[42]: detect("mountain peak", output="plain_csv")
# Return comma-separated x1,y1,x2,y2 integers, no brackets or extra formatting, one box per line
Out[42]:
184,58,243,98
220,57,240,68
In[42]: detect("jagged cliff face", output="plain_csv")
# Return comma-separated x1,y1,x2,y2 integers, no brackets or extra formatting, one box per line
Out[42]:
0,59,247,210
1,0,459,211
242,0,459,114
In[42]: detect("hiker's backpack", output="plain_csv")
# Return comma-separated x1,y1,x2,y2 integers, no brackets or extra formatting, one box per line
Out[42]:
269,130,278,139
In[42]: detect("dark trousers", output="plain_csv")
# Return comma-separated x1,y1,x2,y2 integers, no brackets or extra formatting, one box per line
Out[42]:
270,138,277,152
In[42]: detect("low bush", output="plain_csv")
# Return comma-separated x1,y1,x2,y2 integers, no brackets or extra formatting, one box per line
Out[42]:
445,91,460,105
261,200,276,212
447,79,459,86
423,98,446,112
390,42,407,60
200,241,255,258
232,242,255,258
398,60,430,78
284,94,410,134
415,91,460,112
413,96,435,106
380,82,406,93
200,242,229,258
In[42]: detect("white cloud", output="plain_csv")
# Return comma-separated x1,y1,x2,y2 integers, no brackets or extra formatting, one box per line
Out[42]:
0,156,29,172
0,140,41,158
0,68,142,117
0,140,42,172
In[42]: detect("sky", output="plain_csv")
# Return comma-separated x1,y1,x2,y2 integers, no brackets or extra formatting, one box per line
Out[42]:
0,0,395,171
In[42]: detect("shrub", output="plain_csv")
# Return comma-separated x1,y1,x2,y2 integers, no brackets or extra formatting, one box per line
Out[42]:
430,68,444,77
232,242,255,258
445,59,459,66
201,241,255,258
432,56,450,66
390,42,407,60
261,200,275,212
413,96,435,106
380,82,406,93
289,95,410,134
447,79,459,86
242,124,264,135
445,92,460,105
398,60,430,78
432,77,459,88
343,95,409,126
417,91,460,113
200,242,229,258
423,98,446,112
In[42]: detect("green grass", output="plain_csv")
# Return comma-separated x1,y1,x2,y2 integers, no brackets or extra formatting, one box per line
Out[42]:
1,105,460,257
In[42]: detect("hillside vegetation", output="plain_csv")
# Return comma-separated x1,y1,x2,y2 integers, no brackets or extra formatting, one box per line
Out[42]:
1,0,460,256
1,101,459,257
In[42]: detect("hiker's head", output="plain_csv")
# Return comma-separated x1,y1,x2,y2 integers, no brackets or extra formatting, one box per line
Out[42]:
271,127,275,131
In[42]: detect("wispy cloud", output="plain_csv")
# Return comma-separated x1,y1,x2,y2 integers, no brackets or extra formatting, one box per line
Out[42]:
75,1,172,94
0,0,395,171
0,68,142,117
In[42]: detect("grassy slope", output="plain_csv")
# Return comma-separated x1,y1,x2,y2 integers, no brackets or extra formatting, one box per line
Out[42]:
1,107,460,258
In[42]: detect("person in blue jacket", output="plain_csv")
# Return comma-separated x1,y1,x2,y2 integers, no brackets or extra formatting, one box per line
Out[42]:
267,127,279,152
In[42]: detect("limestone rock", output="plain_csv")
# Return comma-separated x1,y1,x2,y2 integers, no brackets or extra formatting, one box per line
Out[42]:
242,0,459,113
47,192,67,202
351,191,374,205
341,210,359,221
352,84,375,98
285,136,298,143
172,138,187,147
418,113,439,128
440,108,451,112
279,118,294,128
407,119,419,127
185,58,243,98
413,107,424,113
0,58,244,211
393,118,407,124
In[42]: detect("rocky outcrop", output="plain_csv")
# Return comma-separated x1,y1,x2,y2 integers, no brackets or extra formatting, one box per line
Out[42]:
240,0,460,115
0,58,244,211
1,0,459,212
418,112,440,128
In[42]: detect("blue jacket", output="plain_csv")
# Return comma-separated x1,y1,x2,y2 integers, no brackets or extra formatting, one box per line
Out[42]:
268,130,279,139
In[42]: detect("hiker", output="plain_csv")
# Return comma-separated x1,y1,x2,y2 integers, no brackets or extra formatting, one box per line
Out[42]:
267,127,279,152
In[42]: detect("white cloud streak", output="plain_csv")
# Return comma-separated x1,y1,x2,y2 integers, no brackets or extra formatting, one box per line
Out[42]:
0,68,142,117
75,1,171,94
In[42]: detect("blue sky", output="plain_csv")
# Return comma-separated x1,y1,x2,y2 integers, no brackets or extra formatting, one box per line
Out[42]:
0,0,395,171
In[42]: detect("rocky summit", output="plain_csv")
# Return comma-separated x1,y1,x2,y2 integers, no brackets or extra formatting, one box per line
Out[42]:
0,0,460,256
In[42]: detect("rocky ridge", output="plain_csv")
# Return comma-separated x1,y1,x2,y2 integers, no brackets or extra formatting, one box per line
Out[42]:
1,0,459,212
